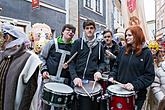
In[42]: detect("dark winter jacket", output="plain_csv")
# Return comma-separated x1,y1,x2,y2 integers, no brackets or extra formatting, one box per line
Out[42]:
103,40,119,72
69,38,105,81
110,46,155,91
40,36,72,79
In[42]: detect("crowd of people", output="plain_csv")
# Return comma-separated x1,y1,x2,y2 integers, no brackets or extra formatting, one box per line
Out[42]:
0,17,164,110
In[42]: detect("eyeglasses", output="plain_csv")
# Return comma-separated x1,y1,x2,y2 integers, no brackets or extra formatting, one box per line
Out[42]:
65,28,75,33
104,36,111,38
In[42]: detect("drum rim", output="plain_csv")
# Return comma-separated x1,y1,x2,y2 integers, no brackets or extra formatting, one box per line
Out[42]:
44,86,73,96
106,84,136,97
75,89,102,96
74,81,102,96
107,90,135,97
44,82,73,94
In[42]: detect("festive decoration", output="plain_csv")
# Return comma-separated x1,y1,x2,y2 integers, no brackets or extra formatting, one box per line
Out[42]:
127,0,136,13
32,0,40,9
29,23,52,54
148,40,159,52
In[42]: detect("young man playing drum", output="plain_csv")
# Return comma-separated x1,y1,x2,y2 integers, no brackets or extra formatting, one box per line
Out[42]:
40,24,76,110
69,19,105,110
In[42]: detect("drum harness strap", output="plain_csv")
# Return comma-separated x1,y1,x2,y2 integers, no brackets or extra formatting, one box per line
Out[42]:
52,37,71,83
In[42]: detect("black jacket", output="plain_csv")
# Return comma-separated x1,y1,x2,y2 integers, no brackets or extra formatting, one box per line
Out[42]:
103,40,119,72
40,39,72,79
110,46,155,91
69,38,105,81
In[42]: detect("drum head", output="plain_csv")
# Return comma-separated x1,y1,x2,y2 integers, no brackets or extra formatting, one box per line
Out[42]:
44,82,73,94
74,81,102,96
107,84,135,96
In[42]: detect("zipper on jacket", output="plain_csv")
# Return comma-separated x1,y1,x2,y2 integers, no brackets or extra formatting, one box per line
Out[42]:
126,50,134,74
83,48,92,79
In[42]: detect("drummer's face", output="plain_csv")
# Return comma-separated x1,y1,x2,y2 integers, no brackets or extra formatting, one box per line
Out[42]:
62,28,75,41
125,30,134,45
84,25,95,40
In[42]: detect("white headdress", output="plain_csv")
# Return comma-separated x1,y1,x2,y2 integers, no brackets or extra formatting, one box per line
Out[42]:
1,23,30,49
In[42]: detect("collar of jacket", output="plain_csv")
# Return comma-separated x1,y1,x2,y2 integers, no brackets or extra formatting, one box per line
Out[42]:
57,36,73,44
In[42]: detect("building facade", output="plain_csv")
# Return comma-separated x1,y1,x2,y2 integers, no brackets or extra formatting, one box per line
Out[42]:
0,0,69,36
155,0,165,41
0,0,126,39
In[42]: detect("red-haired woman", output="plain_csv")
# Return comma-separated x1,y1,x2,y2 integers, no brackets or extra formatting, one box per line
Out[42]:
109,26,155,110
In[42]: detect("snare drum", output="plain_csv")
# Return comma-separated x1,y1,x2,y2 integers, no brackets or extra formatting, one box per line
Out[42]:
42,82,73,107
74,81,102,110
107,84,135,110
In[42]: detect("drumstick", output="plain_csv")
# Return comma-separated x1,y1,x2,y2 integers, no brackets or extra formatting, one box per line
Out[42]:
92,80,96,91
113,80,123,85
82,85,91,98
65,52,78,64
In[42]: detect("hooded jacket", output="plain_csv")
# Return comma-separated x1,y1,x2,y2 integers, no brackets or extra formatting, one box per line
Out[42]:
110,45,155,92
69,37,105,81
40,36,72,79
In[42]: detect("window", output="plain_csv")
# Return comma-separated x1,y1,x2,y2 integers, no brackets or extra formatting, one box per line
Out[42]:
157,19,160,30
161,19,163,28
85,0,92,8
96,0,100,12
84,0,103,14
117,9,120,23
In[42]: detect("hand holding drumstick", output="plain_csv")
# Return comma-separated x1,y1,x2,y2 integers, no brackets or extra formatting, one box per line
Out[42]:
92,72,102,93
63,52,78,69
108,77,134,91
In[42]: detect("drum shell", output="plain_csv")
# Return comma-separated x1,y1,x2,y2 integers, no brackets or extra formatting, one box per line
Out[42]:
74,81,102,110
75,91,101,110
100,79,111,94
42,83,73,107
107,85,135,110
100,73,112,94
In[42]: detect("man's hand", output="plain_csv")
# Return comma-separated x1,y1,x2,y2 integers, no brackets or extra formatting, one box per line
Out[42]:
105,50,116,59
42,71,50,79
63,63,68,69
73,78,82,87
94,72,102,81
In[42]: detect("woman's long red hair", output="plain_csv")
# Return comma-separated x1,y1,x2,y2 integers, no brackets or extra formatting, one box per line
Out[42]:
125,26,146,56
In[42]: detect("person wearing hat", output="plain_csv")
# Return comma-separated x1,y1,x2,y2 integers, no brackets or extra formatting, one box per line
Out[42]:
0,23,42,110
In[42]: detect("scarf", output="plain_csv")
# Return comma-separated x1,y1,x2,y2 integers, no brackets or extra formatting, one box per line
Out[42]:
82,34,98,48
